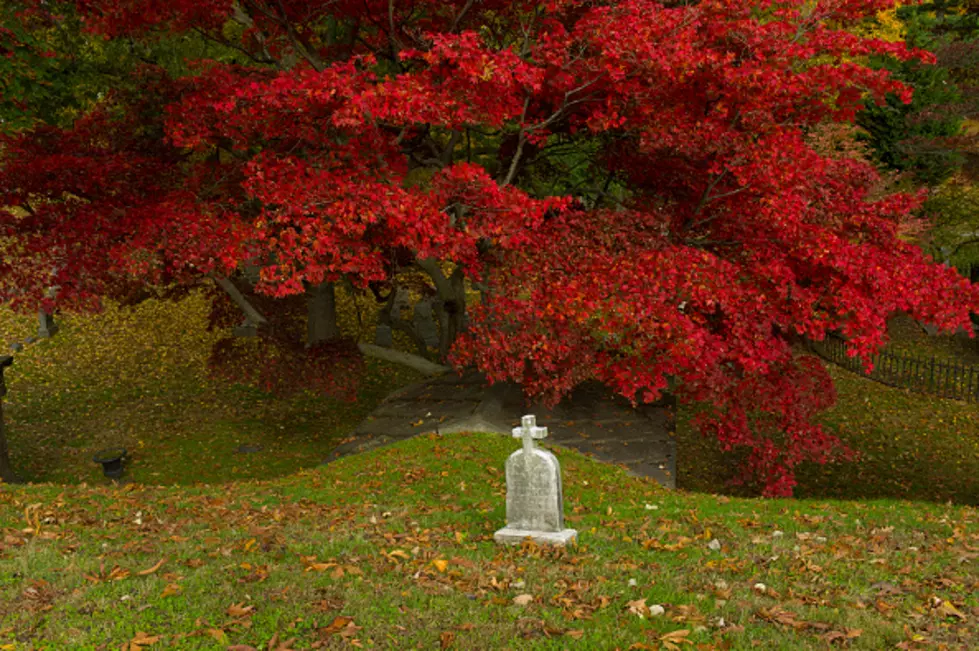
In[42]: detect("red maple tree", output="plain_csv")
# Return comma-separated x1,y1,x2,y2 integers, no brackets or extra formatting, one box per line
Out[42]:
2,0,977,495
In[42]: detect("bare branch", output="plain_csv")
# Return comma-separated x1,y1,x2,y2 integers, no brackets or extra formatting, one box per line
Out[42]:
500,98,531,187
450,0,476,32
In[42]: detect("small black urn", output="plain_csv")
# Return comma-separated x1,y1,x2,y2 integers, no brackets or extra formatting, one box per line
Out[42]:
93,447,127,480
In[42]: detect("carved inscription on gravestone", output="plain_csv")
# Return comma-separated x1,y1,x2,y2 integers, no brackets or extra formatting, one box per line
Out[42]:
494,415,577,546
506,449,564,532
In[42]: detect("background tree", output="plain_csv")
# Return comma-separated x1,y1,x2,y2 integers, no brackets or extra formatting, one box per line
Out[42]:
2,0,977,495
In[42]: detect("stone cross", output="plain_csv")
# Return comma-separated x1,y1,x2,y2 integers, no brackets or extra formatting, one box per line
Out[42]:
516,413,547,455
38,287,59,339
494,414,577,546
37,310,58,338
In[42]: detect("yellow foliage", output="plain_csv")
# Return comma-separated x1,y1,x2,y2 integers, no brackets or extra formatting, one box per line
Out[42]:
852,2,906,43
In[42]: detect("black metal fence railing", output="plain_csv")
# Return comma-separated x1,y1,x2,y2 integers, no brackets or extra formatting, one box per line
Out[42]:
807,334,979,403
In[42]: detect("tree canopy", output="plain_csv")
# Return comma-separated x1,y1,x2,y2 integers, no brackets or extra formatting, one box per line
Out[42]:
2,0,977,495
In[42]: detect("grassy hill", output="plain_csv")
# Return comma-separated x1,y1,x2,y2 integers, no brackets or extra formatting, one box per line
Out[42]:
2,432,977,650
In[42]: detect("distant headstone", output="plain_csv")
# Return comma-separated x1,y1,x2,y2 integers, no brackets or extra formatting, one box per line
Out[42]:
413,299,440,349
38,310,58,338
391,287,412,319
494,415,577,546
374,323,394,348
233,319,259,338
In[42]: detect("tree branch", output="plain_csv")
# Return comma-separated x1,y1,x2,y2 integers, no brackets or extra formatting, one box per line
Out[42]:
358,343,450,376
450,0,476,32
211,275,268,325
501,98,531,187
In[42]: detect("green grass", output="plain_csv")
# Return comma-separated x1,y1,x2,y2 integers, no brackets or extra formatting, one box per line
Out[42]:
1,432,976,650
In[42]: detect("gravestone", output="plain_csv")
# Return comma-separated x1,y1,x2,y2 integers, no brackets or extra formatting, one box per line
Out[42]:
38,310,58,338
391,287,412,320
374,323,394,348
494,415,577,546
233,319,259,338
413,299,440,349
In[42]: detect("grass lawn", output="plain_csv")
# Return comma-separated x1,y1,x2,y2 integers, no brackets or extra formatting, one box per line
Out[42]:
1,432,977,650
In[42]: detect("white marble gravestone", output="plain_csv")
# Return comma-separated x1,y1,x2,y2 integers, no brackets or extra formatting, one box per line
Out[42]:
494,415,577,546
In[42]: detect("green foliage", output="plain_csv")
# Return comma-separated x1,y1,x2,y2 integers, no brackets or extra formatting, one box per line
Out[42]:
855,1,979,185
0,3,241,132
856,56,964,185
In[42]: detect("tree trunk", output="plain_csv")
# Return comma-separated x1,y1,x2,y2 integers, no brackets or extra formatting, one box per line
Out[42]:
213,275,268,326
307,282,341,346
438,266,468,361
377,287,431,358
415,259,468,363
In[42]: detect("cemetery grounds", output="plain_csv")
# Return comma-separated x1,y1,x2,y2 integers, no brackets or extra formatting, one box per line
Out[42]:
0,291,976,649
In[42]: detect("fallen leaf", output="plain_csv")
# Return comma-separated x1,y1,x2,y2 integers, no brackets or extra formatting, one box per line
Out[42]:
108,566,130,581
440,631,455,648
432,559,449,573
227,603,255,618
137,558,166,576
206,629,228,644
161,583,182,598
935,600,967,621
512,594,534,606
127,631,160,650
626,598,650,618
659,629,693,650
321,616,354,635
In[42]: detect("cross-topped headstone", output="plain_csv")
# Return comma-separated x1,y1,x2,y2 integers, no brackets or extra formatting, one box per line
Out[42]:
37,310,58,338
514,414,547,455
495,414,577,547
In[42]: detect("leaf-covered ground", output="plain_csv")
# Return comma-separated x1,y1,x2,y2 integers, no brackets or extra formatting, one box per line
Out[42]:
1,432,977,650
1,291,419,484
679,363,979,505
